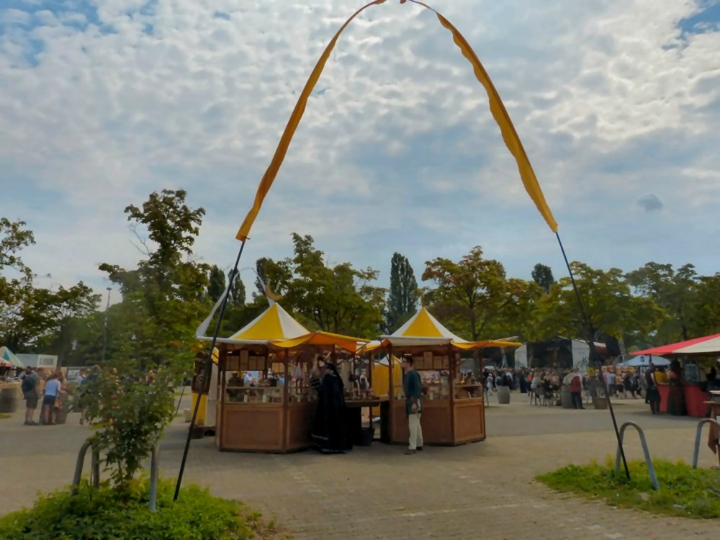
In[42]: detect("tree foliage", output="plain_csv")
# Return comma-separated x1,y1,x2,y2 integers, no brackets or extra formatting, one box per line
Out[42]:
0,218,99,351
532,263,555,294
529,262,665,347
259,234,385,337
97,189,210,375
385,252,419,332
422,246,540,341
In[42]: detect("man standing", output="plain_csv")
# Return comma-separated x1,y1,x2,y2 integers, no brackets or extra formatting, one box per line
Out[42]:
401,355,423,455
21,367,40,426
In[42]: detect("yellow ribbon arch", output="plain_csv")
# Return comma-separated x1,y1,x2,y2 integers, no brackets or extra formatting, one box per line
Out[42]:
236,0,558,241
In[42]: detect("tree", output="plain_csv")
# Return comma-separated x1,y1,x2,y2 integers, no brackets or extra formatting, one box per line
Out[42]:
529,262,665,348
531,263,555,294
422,246,538,341
1,218,99,352
98,189,210,374
207,265,226,302
626,262,698,343
260,234,385,337
690,273,720,337
228,270,246,308
385,253,419,332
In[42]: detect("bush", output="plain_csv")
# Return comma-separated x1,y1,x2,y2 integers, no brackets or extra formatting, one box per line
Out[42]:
0,478,281,540
537,458,720,519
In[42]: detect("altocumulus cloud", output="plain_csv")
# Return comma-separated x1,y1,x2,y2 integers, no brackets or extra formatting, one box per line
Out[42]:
1,0,719,300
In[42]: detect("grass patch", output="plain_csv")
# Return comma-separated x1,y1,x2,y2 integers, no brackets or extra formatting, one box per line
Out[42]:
0,477,289,539
0,413,11,420
538,458,720,519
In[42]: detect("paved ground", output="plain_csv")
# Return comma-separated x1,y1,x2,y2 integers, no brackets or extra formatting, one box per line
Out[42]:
1,394,719,539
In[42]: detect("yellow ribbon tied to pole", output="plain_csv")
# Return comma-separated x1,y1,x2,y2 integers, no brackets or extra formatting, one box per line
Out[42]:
236,0,558,241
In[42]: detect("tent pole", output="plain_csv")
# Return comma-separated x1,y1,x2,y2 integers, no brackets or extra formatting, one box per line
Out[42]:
174,240,247,501
555,232,630,480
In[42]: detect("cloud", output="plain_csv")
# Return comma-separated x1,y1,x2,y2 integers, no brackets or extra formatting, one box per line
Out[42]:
636,193,664,212
1,0,719,305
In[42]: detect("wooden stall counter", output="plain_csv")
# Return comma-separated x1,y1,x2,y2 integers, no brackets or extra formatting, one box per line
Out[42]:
385,397,485,446
216,400,315,453
683,384,707,418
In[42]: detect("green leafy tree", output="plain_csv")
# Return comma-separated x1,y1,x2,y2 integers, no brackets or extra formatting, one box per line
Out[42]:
228,270,246,308
98,189,210,374
529,262,665,348
0,218,99,352
385,252,419,332
260,234,385,337
422,246,538,340
207,265,226,302
626,262,698,342
81,368,176,490
690,273,720,337
531,263,555,294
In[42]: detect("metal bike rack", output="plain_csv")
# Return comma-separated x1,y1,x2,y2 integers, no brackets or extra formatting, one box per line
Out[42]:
72,439,100,494
614,421,659,490
72,439,161,512
692,418,720,469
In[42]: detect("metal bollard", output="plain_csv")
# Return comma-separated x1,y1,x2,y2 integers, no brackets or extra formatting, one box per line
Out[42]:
149,444,160,513
692,418,720,469
614,421,659,490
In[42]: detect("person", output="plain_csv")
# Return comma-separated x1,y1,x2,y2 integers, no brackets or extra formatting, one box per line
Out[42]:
645,361,660,414
358,370,369,393
21,367,40,426
42,372,63,425
401,355,423,455
310,360,349,454
666,359,687,416
568,368,584,409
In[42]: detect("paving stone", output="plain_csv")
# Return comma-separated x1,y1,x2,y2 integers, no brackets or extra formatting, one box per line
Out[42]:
0,397,718,539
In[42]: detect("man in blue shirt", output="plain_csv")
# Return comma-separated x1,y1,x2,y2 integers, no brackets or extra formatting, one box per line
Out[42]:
401,355,423,455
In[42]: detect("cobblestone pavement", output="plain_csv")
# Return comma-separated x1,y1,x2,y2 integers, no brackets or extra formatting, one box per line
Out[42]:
1,397,719,539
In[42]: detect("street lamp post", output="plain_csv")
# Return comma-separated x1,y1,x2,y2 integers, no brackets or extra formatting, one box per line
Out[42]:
101,287,112,363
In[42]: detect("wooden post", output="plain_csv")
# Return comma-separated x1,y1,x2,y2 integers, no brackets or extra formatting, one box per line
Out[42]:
219,346,227,450
282,349,289,450
448,344,456,445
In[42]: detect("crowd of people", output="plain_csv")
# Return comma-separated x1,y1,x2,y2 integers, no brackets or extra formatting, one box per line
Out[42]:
18,366,96,426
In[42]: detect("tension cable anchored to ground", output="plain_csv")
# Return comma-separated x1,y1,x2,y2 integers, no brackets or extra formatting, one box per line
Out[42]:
174,0,629,500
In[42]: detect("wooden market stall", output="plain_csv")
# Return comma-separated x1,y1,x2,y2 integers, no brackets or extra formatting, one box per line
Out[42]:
208,300,369,453
372,307,519,446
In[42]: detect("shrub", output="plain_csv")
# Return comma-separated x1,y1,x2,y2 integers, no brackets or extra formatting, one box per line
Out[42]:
81,368,176,488
0,478,280,540
538,458,720,519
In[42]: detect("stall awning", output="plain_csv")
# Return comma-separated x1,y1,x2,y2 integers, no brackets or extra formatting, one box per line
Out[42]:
377,307,521,351
631,334,720,357
200,302,309,348
0,347,24,368
272,331,369,354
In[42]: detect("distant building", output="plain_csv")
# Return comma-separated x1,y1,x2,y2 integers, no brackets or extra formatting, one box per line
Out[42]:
16,354,58,369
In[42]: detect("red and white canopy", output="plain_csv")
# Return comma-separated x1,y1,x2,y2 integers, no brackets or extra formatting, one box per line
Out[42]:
631,334,720,357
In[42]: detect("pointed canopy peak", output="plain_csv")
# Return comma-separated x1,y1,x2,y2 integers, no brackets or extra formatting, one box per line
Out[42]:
229,303,308,342
392,307,466,342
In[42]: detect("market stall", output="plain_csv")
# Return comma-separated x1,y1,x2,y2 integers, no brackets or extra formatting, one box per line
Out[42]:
207,301,369,453
632,335,720,417
371,307,519,446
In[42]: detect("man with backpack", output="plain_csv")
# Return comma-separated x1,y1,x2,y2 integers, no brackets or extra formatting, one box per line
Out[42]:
21,367,40,426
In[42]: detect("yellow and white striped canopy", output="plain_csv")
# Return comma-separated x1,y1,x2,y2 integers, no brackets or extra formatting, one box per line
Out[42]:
377,307,521,350
204,303,309,347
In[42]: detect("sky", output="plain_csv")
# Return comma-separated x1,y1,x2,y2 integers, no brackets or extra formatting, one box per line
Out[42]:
1,0,719,305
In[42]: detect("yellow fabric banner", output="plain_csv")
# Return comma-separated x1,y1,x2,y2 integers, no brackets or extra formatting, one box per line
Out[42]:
236,0,557,241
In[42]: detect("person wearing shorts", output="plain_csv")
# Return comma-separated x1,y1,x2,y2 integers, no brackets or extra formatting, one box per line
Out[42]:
43,373,63,425
21,367,40,425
